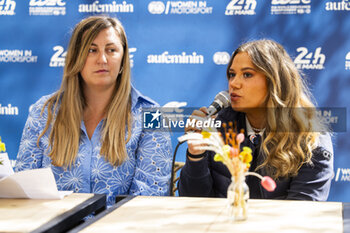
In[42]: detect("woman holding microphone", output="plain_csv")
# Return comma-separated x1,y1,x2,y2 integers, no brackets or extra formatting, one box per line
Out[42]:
178,39,333,201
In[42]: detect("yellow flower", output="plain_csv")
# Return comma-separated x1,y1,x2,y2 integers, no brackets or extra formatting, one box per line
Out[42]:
201,131,211,139
0,137,6,153
0,141,5,153
239,147,252,164
242,146,252,154
214,153,223,162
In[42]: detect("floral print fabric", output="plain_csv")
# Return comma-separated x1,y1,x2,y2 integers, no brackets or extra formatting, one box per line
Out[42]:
15,87,172,206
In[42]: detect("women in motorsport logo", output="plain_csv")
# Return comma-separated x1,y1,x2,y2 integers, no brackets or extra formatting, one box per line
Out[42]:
148,1,213,15
335,168,350,182
0,49,38,63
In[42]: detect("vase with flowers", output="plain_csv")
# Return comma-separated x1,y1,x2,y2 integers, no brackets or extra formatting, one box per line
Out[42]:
178,122,276,221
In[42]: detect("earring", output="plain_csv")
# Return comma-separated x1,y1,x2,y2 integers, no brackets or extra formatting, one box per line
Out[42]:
119,67,123,74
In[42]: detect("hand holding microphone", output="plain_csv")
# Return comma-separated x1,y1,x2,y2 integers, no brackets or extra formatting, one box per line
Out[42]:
186,91,230,157
186,90,230,132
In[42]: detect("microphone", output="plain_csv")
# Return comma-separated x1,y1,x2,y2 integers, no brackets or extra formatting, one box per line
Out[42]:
206,91,230,117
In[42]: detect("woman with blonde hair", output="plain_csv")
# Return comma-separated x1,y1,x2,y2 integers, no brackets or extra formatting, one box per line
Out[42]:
15,16,172,206
179,39,333,200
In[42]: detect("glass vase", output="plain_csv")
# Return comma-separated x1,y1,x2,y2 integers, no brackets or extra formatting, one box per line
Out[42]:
227,175,249,221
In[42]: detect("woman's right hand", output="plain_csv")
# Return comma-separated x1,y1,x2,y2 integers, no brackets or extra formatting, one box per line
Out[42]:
185,107,209,156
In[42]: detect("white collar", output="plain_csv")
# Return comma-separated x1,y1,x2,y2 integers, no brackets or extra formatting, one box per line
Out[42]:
245,116,265,137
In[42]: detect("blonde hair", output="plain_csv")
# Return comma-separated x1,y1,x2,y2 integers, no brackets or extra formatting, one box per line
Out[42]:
38,16,132,167
227,39,326,178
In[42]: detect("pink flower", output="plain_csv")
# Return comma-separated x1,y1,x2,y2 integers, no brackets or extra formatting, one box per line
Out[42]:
236,133,244,144
261,176,276,192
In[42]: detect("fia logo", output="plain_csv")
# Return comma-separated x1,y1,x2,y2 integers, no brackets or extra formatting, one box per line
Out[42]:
148,1,165,14
143,110,162,129
29,0,65,6
294,47,326,70
345,52,350,70
213,52,230,65
0,0,16,15
49,46,66,67
225,0,256,15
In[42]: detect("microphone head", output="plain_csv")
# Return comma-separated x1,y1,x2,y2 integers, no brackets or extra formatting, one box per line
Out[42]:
215,90,230,108
207,91,230,116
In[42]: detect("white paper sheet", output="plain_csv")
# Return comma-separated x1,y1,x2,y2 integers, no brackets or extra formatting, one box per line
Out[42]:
0,167,72,199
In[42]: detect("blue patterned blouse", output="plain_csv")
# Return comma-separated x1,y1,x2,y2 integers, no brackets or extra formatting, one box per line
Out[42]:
15,86,172,206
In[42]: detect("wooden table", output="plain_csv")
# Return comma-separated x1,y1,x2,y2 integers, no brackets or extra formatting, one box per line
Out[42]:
0,193,106,233
74,196,345,233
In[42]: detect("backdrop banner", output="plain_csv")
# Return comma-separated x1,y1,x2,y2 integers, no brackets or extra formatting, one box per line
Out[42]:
1,0,349,201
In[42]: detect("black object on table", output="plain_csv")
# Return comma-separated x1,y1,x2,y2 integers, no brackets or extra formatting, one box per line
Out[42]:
32,193,106,233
